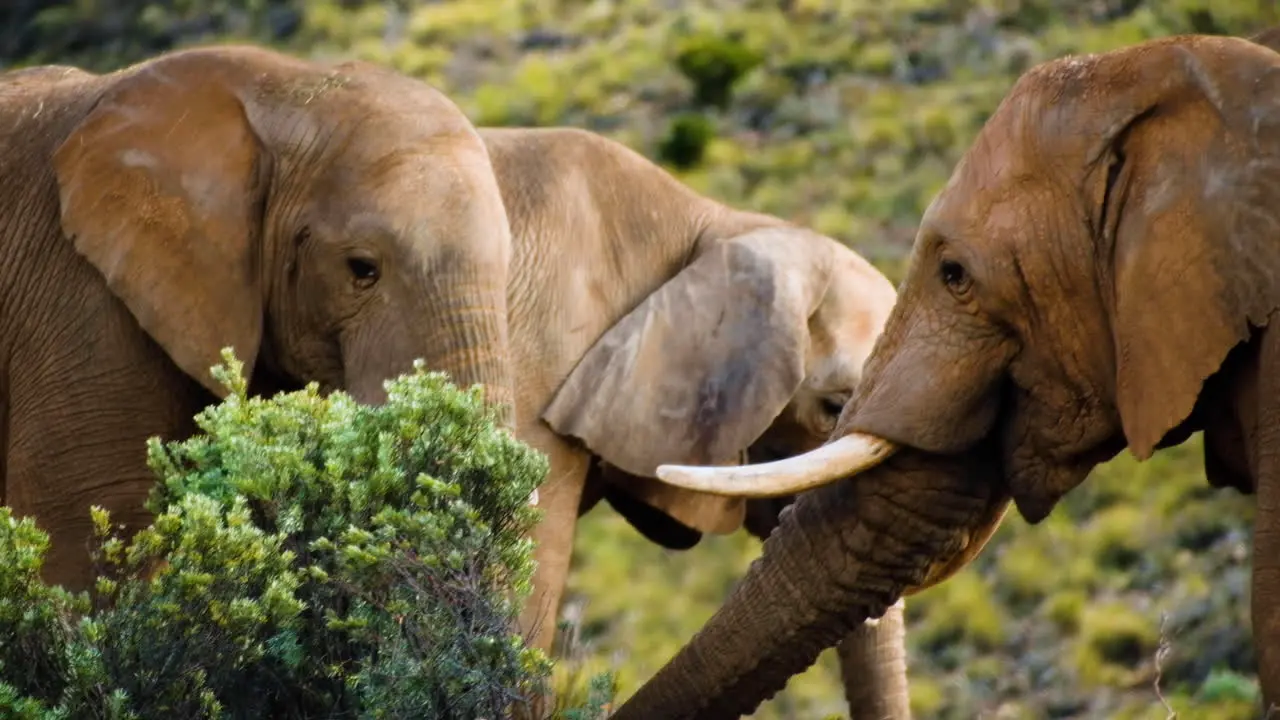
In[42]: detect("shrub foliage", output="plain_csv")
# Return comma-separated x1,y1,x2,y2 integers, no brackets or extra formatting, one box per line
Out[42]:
0,349,599,719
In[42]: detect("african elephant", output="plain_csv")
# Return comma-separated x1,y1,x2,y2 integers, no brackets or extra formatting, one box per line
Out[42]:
478,127,910,717
610,32,1280,718
0,46,514,594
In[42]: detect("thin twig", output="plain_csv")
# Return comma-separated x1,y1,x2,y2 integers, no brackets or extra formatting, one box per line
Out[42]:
1153,612,1176,719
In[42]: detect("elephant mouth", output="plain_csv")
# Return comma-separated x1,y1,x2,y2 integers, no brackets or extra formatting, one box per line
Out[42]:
901,493,1010,595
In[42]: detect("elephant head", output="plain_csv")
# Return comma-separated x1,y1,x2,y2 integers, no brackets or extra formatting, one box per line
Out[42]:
52,45,513,416
541,224,897,548
612,34,1280,718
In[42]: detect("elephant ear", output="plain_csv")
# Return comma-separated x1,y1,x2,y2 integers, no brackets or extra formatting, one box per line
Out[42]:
1080,38,1280,458
53,58,267,396
542,227,832,535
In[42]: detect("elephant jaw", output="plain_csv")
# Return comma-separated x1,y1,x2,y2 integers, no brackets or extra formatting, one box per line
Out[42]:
903,496,1011,595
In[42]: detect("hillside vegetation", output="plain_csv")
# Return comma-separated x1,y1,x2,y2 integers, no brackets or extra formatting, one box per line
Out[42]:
4,1,1277,717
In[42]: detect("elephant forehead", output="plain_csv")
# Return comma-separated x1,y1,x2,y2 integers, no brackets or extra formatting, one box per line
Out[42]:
360,139,484,187
928,85,1070,226
254,61,465,121
316,143,495,224
249,82,479,171
252,68,354,107
924,152,1062,257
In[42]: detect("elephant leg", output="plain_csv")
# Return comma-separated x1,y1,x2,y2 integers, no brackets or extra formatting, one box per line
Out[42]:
6,336,207,593
744,499,912,718
1256,490,1280,713
0,396,7,504
1254,328,1280,713
517,431,590,655
838,598,911,720
504,424,586,710
505,426,588,720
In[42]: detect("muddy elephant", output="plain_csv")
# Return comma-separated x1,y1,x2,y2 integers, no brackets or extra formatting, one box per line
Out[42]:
479,127,910,717
0,46,514,594
610,32,1280,718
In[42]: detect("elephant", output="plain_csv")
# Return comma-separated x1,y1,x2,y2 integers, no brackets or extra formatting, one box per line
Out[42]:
608,31,1280,719
0,45,514,595
477,127,911,717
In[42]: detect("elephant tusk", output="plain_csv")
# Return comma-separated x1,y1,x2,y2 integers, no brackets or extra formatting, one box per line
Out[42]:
654,433,898,498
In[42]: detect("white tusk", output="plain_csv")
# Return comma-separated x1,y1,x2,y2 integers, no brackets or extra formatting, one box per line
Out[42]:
654,433,897,499
528,487,539,507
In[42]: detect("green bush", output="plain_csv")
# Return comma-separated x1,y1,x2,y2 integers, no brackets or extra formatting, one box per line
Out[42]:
1074,601,1159,686
673,32,762,109
658,112,716,169
1197,668,1260,704
0,349,612,719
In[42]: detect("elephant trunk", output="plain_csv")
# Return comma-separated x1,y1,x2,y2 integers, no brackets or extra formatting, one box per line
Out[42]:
340,132,517,427
612,449,1006,720
840,599,911,720
418,269,515,426
612,483,884,720
745,500,912,720
343,260,515,429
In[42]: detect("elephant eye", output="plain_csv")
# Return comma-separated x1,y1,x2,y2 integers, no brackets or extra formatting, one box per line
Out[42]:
819,392,850,418
820,397,845,416
940,259,971,295
347,257,380,287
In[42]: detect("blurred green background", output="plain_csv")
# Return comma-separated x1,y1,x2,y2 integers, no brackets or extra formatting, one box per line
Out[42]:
4,1,1276,717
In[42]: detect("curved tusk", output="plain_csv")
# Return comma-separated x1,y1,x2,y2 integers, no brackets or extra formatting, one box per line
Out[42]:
654,433,898,498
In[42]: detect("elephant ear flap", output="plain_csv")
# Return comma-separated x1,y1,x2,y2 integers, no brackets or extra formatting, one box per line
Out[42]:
1103,46,1280,459
53,58,268,396
542,227,832,534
